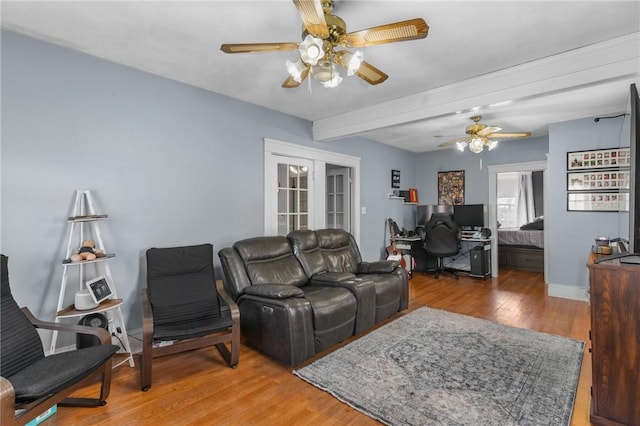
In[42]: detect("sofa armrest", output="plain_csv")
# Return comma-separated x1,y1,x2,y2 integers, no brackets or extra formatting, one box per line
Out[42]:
309,272,356,284
243,284,304,299
358,260,399,274
237,294,314,365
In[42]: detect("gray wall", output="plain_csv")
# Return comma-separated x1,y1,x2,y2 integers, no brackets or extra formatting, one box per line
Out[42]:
0,30,414,335
548,115,629,293
415,136,550,206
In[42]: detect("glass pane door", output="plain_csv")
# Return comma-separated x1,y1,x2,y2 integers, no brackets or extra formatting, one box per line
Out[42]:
326,166,351,231
277,160,312,236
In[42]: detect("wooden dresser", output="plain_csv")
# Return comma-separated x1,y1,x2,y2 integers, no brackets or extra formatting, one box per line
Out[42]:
587,253,640,426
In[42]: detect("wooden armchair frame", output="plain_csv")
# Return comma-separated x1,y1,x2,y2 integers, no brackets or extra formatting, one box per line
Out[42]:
140,280,240,391
1,308,115,426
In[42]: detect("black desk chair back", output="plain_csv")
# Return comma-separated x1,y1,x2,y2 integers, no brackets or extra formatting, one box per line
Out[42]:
424,213,461,279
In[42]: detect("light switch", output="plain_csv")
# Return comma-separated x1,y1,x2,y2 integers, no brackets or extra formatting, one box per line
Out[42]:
361,207,367,215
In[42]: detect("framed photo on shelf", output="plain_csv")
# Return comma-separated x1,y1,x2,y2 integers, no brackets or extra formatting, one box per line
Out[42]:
438,170,465,205
85,276,113,304
567,170,630,191
567,147,630,171
567,191,629,212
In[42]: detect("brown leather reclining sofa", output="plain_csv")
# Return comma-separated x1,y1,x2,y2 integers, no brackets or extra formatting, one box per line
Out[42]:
218,229,408,366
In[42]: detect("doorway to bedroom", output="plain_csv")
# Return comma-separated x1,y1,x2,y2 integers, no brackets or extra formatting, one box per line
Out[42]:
488,160,548,282
496,171,545,274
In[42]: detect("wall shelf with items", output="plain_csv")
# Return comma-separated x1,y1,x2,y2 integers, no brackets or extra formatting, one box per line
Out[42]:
50,190,134,369
387,193,418,205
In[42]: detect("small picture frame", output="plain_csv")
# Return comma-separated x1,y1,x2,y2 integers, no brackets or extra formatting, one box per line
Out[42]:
85,276,113,304
391,169,401,189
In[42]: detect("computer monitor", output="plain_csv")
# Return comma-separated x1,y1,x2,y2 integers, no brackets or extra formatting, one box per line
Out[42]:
453,204,485,228
417,205,455,227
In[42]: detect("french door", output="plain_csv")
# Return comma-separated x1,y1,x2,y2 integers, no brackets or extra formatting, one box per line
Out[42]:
326,166,351,231
264,138,361,242
275,158,314,235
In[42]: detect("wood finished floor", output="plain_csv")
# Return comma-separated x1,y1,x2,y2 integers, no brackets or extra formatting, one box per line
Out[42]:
41,268,592,425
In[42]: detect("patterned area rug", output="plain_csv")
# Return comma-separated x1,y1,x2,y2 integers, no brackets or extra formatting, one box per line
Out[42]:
293,307,584,425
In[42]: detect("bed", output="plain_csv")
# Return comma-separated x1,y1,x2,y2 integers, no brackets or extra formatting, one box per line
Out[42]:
497,223,544,272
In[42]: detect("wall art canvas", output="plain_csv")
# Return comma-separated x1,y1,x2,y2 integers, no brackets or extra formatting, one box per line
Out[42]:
438,170,465,205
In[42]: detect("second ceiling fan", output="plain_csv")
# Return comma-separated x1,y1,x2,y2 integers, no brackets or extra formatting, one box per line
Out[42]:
439,115,532,153
220,0,428,88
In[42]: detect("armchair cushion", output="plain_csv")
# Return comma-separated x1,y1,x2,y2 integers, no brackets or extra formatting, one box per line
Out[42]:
243,284,305,299
147,245,222,327
7,344,118,402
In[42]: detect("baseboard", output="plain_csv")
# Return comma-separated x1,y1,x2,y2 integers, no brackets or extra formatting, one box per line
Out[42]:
547,283,589,302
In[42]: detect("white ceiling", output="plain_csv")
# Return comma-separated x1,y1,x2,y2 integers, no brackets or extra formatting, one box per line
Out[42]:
2,1,639,152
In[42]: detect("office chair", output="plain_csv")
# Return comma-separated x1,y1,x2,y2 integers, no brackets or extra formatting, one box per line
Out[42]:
423,213,461,279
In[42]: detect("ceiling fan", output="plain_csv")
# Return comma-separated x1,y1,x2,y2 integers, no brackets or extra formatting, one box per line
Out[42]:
438,115,532,153
220,0,428,89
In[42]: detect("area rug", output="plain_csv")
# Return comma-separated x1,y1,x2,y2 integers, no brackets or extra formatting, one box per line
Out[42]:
293,307,584,426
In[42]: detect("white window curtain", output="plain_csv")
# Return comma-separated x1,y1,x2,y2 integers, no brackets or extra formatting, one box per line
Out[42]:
497,172,535,228
516,172,535,226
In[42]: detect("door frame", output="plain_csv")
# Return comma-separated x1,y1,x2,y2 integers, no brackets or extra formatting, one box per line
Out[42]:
488,158,549,281
264,138,361,243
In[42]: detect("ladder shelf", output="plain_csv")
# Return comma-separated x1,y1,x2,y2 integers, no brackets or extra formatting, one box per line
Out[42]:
50,190,134,368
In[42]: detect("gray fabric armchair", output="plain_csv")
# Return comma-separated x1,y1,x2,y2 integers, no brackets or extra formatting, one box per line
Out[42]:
0,254,119,426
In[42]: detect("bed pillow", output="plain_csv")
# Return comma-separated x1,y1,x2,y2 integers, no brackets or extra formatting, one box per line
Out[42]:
520,219,544,230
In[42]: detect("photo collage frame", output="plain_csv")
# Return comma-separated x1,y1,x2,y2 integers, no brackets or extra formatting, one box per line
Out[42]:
566,147,630,211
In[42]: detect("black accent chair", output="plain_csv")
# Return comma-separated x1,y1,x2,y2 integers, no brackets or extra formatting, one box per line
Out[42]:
141,244,239,391
0,254,119,426
424,213,461,279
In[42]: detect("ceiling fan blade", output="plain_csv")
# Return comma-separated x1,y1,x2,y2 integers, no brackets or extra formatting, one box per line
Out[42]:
438,137,468,147
478,126,501,136
221,42,299,54
344,18,428,48
353,61,388,85
282,67,310,88
293,0,329,39
487,132,532,138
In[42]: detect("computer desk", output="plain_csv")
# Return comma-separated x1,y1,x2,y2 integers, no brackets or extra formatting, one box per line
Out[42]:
396,235,491,278
444,237,491,278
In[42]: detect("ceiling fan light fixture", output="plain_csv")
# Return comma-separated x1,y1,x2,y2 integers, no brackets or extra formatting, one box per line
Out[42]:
487,139,498,150
286,58,307,83
298,35,324,65
468,137,485,154
340,50,364,76
321,72,343,88
456,141,467,152
313,60,341,86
